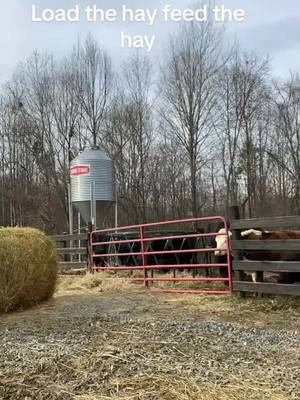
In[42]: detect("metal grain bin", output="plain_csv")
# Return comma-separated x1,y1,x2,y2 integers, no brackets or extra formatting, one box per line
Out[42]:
70,147,115,226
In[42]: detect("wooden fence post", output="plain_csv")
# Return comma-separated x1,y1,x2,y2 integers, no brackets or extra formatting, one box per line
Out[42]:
228,205,246,296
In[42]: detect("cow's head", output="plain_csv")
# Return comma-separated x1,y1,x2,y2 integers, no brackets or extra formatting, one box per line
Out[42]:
214,228,232,256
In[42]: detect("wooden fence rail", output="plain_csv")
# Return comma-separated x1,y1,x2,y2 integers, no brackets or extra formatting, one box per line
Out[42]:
56,247,87,255
231,240,300,251
231,215,300,229
233,260,300,273
232,282,300,296
50,233,87,242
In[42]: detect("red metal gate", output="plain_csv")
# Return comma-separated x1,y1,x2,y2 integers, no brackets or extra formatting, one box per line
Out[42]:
90,216,232,294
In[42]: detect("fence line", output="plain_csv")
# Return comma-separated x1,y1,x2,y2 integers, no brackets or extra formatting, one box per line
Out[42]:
50,208,300,296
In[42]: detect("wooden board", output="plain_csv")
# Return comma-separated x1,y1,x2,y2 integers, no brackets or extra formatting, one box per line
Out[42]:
50,233,87,242
56,247,87,255
231,239,300,251
233,281,300,296
233,260,300,272
231,216,300,230
59,262,87,270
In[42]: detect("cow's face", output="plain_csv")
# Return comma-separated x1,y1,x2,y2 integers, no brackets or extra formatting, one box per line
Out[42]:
215,228,231,256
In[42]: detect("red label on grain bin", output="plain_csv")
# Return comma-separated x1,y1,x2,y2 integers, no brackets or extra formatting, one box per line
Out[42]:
70,165,90,177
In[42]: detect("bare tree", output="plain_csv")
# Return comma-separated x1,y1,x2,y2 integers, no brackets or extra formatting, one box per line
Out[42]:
104,54,154,223
271,74,300,213
74,35,112,147
216,50,270,215
160,17,225,217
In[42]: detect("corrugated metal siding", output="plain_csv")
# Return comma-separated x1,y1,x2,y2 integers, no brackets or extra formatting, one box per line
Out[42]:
70,148,115,203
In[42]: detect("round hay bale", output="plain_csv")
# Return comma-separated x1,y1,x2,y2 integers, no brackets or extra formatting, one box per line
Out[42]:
0,227,58,313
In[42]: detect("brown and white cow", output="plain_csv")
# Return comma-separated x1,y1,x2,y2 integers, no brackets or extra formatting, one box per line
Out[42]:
214,228,300,283
214,228,262,282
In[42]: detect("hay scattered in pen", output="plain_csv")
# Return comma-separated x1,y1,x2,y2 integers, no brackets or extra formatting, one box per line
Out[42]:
57,272,139,296
71,374,291,400
55,272,300,331
0,227,58,312
1,274,299,400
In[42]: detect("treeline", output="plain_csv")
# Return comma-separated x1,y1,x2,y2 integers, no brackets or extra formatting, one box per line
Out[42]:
1,18,300,233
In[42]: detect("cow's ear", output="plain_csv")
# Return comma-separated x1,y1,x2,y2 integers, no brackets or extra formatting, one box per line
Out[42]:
228,230,232,237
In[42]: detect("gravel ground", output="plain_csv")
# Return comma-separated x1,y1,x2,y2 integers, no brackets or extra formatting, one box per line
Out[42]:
0,284,300,399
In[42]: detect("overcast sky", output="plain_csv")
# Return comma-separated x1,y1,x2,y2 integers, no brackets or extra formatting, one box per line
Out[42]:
1,0,300,83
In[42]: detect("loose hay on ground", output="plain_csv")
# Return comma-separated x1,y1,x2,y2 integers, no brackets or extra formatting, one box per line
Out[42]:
58,272,139,296
56,273,300,329
74,376,291,400
0,227,58,313
2,314,297,400
1,284,300,400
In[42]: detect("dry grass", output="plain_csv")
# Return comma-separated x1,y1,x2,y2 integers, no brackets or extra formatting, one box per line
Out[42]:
57,272,300,314
4,320,293,400
164,290,300,313
166,290,300,314
0,227,58,313
74,376,290,400
57,272,140,296
2,272,299,399
56,272,300,330
161,291,300,330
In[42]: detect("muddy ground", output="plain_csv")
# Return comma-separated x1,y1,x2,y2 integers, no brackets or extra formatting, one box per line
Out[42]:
0,274,300,400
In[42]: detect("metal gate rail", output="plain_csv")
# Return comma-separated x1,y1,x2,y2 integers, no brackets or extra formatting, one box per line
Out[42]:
90,216,231,294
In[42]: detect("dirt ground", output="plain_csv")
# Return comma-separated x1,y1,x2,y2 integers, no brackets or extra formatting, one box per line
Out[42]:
0,274,300,400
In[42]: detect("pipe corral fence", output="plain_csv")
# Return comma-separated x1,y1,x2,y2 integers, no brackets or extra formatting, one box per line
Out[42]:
90,216,231,295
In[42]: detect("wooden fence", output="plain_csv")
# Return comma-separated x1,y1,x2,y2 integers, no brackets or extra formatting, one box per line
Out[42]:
49,233,89,272
229,206,300,296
